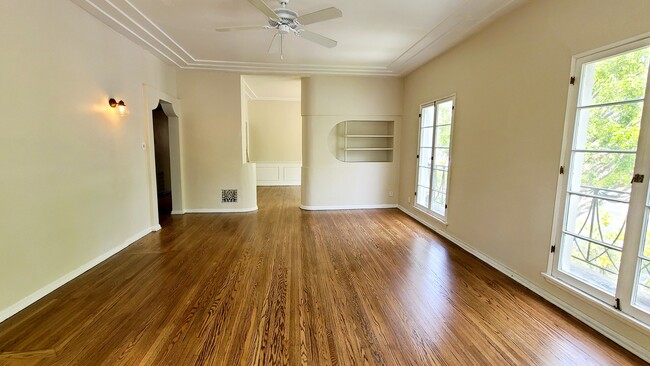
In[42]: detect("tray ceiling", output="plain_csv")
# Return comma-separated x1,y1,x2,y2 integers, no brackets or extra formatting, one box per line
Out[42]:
71,0,526,76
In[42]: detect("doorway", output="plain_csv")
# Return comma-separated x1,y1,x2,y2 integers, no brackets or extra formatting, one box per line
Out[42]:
152,104,172,220
241,75,302,187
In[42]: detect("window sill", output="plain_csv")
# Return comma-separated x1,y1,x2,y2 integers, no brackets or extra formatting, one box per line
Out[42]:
412,205,448,226
541,272,650,336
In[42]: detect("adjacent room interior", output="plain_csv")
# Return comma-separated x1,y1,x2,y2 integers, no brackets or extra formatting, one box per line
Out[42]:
0,0,649,364
243,75,303,187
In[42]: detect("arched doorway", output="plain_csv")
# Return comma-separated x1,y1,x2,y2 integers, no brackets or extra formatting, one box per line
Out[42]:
152,104,172,219
144,86,183,230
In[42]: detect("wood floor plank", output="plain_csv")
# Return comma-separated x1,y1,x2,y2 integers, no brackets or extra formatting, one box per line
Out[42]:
0,186,645,365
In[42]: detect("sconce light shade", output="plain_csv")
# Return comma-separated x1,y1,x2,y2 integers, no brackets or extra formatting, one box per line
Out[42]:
108,98,129,116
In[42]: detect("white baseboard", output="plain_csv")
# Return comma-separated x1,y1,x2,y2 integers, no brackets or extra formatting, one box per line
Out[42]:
171,210,184,215
300,204,398,211
0,226,157,324
397,205,649,363
184,206,258,213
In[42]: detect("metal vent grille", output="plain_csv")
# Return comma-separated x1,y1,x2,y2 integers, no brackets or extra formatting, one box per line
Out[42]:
221,189,238,203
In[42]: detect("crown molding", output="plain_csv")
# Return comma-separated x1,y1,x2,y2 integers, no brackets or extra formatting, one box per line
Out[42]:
242,79,301,101
242,80,258,100
71,0,526,77
250,97,301,102
389,0,527,75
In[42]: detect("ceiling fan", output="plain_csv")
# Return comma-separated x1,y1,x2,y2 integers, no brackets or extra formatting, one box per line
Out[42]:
215,0,342,58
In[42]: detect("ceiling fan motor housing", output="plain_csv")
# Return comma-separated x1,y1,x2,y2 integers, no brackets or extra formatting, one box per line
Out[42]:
269,7,299,31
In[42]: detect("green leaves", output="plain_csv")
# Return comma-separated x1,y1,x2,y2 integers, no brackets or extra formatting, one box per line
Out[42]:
580,47,650,191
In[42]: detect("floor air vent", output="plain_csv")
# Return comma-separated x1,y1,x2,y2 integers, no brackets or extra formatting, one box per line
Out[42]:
221,189,238,203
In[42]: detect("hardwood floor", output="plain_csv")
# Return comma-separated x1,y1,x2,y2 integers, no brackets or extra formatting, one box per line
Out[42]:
0,186,645,365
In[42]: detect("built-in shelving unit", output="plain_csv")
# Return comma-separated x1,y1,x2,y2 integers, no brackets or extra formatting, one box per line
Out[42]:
336,120,394,162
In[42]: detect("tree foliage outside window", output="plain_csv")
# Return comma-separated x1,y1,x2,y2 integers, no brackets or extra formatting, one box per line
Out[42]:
582,48,649,191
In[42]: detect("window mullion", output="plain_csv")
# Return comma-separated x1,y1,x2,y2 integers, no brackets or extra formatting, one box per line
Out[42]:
427,103,437,210
551,63,581,277
617,67,650,320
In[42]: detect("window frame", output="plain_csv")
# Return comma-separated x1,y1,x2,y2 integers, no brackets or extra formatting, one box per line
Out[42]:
414,95,456,223
548,35,650,326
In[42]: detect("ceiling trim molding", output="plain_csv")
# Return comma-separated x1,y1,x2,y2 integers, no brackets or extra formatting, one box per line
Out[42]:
74,0,186,67
72,0,398,76
388,0,527,75
72,0,526,77
250,97,301,102
242,80,258,100
181,63,396,76
121,0,195,61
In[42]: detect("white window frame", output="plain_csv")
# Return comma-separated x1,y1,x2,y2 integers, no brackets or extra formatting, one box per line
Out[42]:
548,35,650,327
414,95,455,223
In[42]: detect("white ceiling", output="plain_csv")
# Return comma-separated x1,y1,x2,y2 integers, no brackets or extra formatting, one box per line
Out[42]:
71,0,526,76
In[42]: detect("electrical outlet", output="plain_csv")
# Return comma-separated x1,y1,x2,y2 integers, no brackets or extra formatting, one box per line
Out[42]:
407,196,411,203
389,191,394,197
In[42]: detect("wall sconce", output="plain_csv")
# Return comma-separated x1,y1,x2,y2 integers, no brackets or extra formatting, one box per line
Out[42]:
109,98,129,116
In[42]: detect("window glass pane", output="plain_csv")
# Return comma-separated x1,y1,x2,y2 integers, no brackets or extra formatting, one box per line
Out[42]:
634,209,650,314
568,152,635,195
560,234,621,294
579,47,650,107
432,192,446,216
574,103,643,151
422,105,435,127
435,125,451,148
420,127,433,148
432,169,447,195
419,148,432,168
564,194,628,248
433,148,449,169
416,186,430,208
643,209,650,257
634,259,650,313
436,100,453,125
418,167,431,188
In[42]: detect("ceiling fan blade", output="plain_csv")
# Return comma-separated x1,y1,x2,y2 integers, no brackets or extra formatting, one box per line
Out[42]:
268,33,282,54
248,0,278,20
215,25,267,32
297,30,337,48
296,7,342,25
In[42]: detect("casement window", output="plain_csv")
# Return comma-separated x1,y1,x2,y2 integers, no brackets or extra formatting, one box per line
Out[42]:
550,36,650,325
415,96,455,222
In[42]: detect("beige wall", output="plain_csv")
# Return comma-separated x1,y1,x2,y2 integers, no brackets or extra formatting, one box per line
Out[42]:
0,0,178,317
248,100,302,162
302,76,403,208
177,70,257,211
400,0,650,355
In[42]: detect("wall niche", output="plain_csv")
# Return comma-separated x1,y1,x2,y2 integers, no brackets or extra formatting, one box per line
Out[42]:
331,120,394,162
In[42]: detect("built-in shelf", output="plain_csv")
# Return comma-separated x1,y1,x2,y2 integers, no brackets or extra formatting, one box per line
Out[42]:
335,120,395,162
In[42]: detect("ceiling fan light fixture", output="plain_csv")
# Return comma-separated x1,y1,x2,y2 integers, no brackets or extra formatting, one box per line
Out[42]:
278,24,291,35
